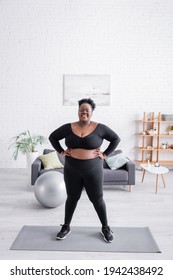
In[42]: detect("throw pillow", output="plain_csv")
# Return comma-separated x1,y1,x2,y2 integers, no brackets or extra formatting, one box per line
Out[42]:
43,149,65,165
105,153,129,170
103,149,122,168
39,151,64,170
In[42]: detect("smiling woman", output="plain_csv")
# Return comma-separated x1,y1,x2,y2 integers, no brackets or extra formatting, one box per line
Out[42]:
72,100,97,138
49,98,120,243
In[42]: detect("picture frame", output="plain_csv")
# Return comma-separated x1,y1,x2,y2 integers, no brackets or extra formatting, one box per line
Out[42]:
63,74,110,106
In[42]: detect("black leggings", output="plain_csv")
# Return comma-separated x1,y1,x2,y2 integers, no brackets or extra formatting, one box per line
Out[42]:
63,156,108,226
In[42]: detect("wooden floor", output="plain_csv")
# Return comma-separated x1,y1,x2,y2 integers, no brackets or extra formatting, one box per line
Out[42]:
0,168,173,260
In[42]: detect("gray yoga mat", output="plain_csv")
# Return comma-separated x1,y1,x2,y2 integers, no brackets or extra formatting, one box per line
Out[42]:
10,226,161,253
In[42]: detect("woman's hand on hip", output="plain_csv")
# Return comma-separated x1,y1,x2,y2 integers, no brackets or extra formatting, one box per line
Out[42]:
94,149,107,159
61,149,72,157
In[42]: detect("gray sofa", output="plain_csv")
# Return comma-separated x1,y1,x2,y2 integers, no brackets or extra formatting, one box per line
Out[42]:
31,149,135,191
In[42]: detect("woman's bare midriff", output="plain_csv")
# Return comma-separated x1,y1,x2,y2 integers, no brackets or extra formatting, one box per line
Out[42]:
69,148,98,160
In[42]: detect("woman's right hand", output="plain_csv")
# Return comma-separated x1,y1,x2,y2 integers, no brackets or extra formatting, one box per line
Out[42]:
61,149,72,157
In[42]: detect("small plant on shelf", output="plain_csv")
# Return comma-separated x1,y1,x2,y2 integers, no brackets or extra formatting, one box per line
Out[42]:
168,125,173,135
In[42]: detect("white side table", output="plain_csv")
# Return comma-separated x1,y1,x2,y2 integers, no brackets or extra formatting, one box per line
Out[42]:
141,164,169,193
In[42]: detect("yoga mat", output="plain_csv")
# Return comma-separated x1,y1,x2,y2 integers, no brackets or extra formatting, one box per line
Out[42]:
10,226,161,253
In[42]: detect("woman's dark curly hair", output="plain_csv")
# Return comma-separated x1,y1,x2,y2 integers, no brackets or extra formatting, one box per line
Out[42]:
78,98,96,111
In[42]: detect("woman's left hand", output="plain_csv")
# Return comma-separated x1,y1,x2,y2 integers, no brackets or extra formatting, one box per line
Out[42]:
94,149,107,159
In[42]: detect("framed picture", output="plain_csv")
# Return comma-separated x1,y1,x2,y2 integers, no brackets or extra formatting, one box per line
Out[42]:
63,74,110,105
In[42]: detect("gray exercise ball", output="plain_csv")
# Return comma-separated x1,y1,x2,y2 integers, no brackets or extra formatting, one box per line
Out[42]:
34,171,66,208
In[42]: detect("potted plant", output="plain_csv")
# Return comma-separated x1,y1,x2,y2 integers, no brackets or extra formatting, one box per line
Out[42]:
8,130,47,160
8,130,47,183
168,125,173,135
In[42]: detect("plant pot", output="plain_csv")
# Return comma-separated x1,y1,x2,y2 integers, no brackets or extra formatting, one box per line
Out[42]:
26,152,38,185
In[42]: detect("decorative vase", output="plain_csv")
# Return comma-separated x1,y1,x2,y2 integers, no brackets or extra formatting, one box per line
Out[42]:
26,151,38,185
161,143,166,149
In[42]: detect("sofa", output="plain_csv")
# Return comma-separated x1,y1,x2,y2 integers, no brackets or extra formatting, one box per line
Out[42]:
31,149,135,191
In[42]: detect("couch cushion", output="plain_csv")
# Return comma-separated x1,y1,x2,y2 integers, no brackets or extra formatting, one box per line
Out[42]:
103,168,128,182
105,153,129,170
39,151,63,170
44,149,54,154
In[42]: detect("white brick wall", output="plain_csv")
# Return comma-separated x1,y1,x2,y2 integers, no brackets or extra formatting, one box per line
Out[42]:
1,0,173,167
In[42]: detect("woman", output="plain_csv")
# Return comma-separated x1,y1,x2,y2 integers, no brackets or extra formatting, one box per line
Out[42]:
49,98,120,243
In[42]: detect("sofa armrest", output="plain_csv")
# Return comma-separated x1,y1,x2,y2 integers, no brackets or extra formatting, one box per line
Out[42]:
31,158,42,185
123,159,135,185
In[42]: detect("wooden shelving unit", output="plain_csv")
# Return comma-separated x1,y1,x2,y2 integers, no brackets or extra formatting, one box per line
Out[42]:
135,112,173,165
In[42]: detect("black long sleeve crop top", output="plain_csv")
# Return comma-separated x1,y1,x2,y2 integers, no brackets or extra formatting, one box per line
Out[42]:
49,123,120,156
